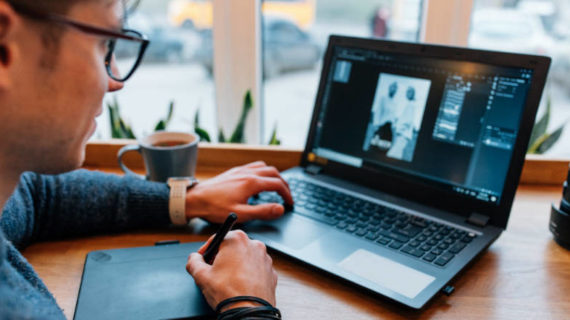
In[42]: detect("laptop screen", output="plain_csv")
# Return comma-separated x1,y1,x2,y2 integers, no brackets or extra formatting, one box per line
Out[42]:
310,45,535,206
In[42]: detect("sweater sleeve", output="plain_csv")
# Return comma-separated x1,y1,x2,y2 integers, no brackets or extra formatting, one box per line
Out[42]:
0,169,171,249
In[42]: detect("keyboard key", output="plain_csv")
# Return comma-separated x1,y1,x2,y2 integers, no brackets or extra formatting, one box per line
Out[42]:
427,239,438,246
376,237,390,246
437,243,449,250
370,218,381,226
411,218,427,228
423,253,436,262
367,225,378,232
430,248,443,256
295,208,337,226
378,230,410,243
420,244,432,252
416,235,427,242
401,246,424,258
336,221,347,230
389,241,404,249
434,257,450,266
395,225,422,238
441,252,454,260
461,232,477,243
448,242,467,254
443,238,454,245
408,240,420,247
335,214,347,221
346,225,357,233
434,252,455,266
355,228,367,237
365,232,378,241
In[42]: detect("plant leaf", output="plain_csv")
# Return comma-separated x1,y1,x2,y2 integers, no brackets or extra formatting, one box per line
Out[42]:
528,93,551,150
536,125,564,154
268,124,281,145
166,100,174,123
195,127,211,142
229,90,253,143
154,101,175,132
154,120,166,131
218,128,226,143
194,109,200,127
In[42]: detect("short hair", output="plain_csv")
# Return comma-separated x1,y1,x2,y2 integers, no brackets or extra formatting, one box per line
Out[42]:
9,0,136,68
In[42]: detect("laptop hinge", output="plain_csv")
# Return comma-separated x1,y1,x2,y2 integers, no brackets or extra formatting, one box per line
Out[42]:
304,164,323,175
466,212,490,227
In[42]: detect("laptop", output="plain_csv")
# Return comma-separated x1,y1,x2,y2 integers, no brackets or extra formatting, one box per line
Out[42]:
244,35,551,309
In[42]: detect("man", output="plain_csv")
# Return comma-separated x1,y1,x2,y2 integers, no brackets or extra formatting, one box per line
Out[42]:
386,86,416,160
0,0,290,318
363,81,398,152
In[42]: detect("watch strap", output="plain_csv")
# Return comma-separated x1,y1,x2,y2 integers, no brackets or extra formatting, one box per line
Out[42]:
167,177,198,225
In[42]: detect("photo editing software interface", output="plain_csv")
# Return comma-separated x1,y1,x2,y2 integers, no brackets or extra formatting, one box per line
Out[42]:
311,46,534,204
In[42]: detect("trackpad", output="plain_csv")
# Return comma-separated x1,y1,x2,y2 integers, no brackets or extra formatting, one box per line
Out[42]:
246,215,327,250
338,249,435,299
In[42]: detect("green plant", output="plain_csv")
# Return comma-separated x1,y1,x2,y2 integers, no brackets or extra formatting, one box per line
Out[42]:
108,96,135,139
108,91,282,145
193,109,212,142
107,97,174,139
217,90,254,143
268,124,281,146
193,90,282,145
528,92,566,154
154,101,174,131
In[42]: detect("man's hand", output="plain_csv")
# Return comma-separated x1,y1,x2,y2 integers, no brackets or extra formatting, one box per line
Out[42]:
186,230,278,310
185,161,293,223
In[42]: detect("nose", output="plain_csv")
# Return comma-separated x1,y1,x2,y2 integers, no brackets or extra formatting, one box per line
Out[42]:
107,56,124,92
108,77,124,92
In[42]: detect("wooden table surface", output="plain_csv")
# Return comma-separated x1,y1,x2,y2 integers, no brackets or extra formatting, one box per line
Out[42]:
21,169,570,319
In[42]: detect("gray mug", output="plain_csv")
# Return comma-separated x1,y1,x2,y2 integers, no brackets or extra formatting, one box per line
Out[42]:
118,131,199,182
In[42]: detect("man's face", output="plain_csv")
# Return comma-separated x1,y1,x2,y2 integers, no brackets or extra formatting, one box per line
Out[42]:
1,0,124,174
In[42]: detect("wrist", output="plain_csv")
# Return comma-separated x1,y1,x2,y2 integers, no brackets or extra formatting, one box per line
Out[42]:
219,301,258,313
167,177,199,225
184,185,206,220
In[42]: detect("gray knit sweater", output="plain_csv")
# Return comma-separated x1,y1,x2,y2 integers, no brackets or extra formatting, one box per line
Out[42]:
0,169,171,319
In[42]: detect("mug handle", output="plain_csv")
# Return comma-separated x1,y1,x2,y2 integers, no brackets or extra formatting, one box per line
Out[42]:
117,144,146,179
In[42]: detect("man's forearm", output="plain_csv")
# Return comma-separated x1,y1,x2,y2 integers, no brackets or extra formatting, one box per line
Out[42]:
0,169,170,249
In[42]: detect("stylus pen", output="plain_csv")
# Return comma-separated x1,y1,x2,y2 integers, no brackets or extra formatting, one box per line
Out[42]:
202,212,238,265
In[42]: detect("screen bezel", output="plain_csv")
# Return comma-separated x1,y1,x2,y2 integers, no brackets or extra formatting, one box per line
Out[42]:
301,35,551,229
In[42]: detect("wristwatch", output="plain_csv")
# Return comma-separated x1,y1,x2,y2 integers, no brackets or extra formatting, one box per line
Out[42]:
167,177,199,225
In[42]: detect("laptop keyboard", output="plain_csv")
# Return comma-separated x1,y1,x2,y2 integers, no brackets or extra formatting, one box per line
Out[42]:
249,178,478,267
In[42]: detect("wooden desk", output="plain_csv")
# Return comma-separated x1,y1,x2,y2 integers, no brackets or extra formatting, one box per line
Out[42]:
22,169,570,319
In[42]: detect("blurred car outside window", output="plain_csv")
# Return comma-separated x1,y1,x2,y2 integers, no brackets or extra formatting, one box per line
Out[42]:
469,0,570,157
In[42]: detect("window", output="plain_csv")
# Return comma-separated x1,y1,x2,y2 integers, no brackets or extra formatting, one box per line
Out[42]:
261,0,424,147
468,0,570,156
94,0,216,141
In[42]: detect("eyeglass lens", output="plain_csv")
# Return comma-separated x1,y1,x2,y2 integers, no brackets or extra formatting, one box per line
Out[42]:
108,30,145,81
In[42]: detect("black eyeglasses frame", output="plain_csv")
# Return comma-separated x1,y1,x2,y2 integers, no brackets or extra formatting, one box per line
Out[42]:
8,2,150,82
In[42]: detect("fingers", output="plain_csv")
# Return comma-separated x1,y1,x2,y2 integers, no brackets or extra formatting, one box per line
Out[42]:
197,234,216,254
186,252,211,286
233,203,285,222
241,161,267,169
253,177,294,205
251,166,291,192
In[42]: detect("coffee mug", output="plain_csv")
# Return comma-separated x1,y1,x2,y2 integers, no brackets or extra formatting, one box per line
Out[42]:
118,131,199,182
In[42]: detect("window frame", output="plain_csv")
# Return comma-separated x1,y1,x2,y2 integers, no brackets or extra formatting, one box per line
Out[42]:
88,0,563,186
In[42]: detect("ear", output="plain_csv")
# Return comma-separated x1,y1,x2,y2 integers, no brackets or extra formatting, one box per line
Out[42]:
0,2,20,89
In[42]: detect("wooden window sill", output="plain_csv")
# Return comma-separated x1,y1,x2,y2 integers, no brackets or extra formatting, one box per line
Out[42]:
83,140,569,186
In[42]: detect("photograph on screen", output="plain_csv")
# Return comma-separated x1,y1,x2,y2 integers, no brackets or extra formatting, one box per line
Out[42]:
362,73,431,162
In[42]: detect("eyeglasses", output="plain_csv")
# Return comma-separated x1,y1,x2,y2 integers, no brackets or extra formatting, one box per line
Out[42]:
9,2,150,82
